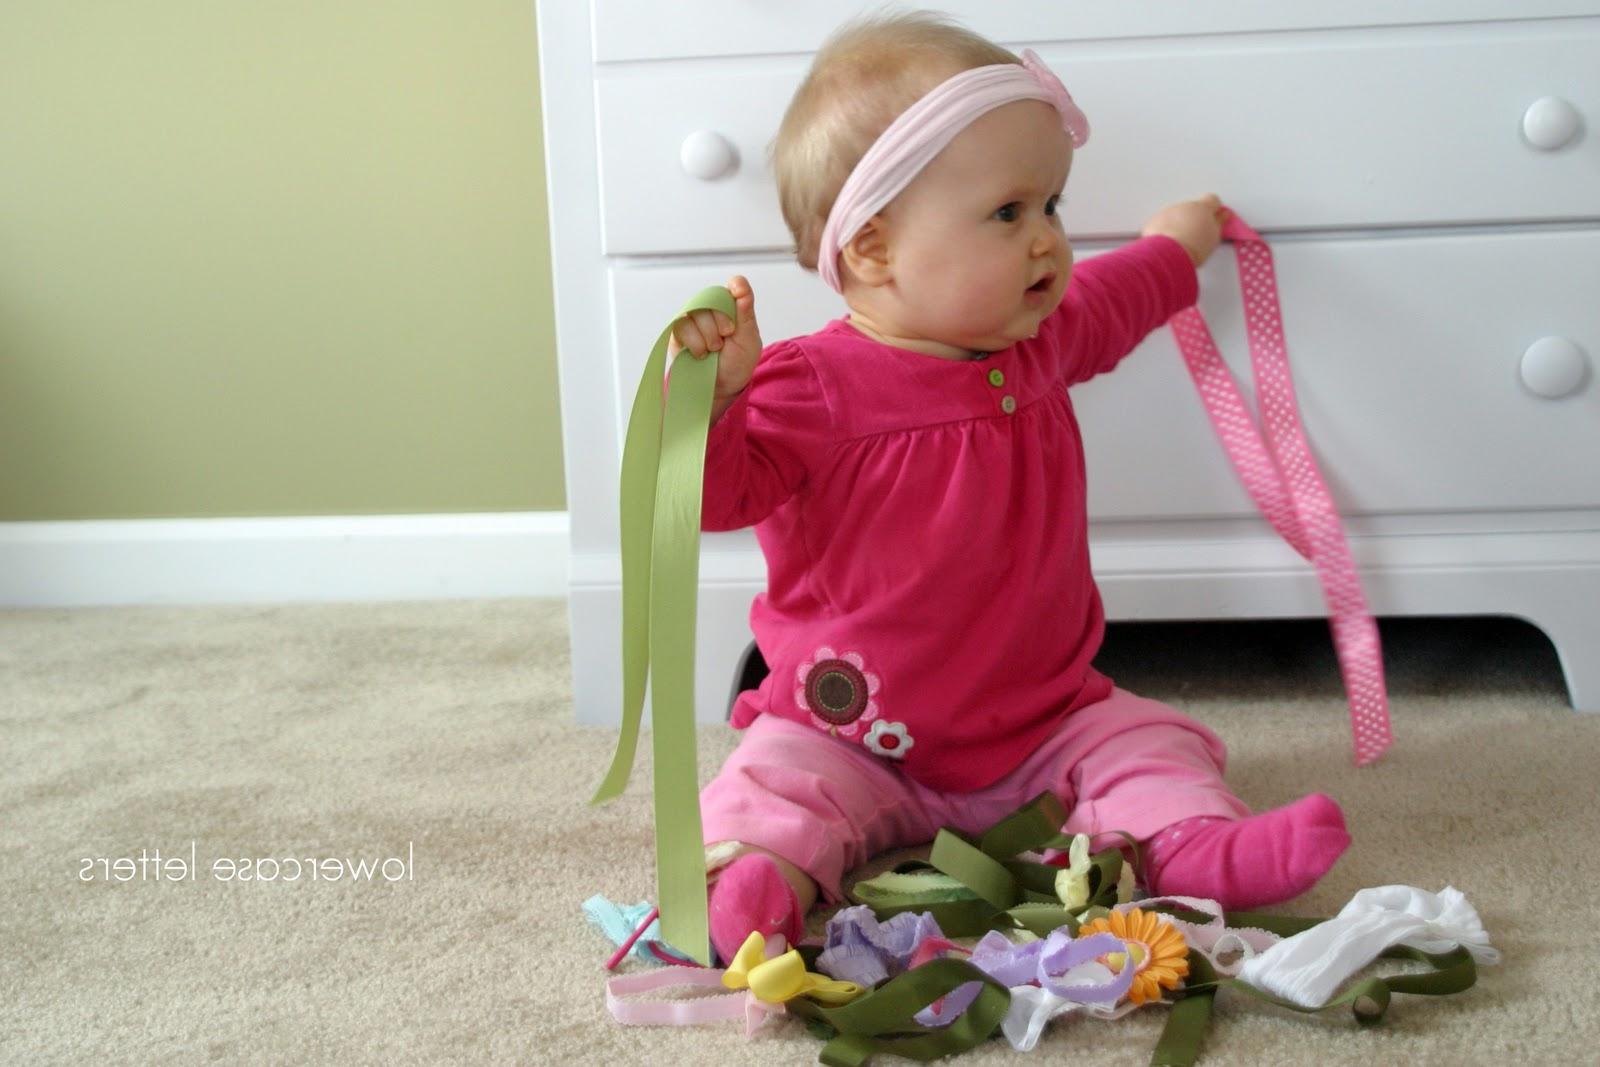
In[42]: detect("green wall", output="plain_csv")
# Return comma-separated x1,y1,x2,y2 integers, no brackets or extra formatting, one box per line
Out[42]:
0,1,564,520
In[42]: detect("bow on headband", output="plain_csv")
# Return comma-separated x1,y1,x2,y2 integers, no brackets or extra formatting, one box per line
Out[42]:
1021,49,1089,146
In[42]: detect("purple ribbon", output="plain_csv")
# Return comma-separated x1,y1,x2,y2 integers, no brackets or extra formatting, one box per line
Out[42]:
818,908,1137,1028
969,931,1046,987
816,906,948,988
1037,930,1135,1004
916,930,1135,1026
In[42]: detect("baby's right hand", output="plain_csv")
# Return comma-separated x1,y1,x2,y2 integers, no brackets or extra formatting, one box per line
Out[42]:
668,275,763,406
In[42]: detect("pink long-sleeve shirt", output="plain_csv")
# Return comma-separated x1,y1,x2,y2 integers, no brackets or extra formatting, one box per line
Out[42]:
704,235,1199,791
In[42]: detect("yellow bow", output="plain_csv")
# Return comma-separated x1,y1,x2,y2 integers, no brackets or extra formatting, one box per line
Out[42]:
1055,834,1138,911
720,932,864,1006
1054,834,1093,910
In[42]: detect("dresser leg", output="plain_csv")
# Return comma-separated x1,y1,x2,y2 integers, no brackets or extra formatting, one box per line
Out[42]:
1519,577,1600,714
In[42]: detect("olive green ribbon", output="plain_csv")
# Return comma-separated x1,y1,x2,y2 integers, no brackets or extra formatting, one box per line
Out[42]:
853,792,1137,938
1152,943,1477,1067
785,957,1012,1067
590,285,737,967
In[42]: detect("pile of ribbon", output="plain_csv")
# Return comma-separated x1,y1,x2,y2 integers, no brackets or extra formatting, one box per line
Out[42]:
592,793,1498,1067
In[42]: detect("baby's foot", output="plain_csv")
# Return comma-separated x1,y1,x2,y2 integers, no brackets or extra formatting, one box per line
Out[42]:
708,851,804,966
1144,793,1351,910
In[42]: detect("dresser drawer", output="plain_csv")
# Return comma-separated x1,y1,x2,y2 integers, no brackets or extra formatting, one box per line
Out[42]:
609,228,1599,520
592,0,1599,63
1075,228,1600,519
597,23,1600,256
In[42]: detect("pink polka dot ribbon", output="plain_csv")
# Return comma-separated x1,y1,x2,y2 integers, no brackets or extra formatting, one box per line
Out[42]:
1168,213,1393,766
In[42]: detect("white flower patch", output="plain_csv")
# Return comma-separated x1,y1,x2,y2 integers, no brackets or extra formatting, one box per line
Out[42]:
863,720,914,759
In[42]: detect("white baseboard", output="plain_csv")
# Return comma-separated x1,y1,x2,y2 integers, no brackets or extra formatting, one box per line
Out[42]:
0,512,570,607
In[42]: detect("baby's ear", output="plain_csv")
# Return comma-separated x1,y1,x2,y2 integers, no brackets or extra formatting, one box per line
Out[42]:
840,217,893,287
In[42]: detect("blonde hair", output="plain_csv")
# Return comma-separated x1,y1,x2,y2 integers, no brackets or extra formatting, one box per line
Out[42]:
771,10,1020,271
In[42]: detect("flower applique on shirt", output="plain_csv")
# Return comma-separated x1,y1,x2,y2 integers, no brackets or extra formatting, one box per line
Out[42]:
795,646,915,759
795,647,881,738
863,721,914,760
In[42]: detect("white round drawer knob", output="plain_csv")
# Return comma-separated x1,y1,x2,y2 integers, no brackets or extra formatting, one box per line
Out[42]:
1521,97,1582,150
679,130,739,181
1520,337,1590,398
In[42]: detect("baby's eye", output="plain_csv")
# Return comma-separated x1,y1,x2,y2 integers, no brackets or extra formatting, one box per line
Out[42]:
994,202,1021,223
1045,194,1062,216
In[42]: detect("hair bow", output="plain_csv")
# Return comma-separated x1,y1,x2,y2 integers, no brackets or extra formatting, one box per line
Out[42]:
1021,48,1090,147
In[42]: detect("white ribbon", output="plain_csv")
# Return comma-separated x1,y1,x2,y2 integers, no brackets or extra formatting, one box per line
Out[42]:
1237,885,1500,1008
1120,895,1283,977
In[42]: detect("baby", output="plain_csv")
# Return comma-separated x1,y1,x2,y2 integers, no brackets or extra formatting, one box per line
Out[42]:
668,11,1351,965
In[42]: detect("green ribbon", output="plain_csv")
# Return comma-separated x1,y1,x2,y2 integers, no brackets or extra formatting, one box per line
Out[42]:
590,285,737,967
1151,945,1478,1067
852,792,1131,938
785,959,1012,1067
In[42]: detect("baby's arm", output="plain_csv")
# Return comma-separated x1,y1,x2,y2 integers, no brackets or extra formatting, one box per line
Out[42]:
667,280,832,531
704,337,838,531
1141,194,1229,269
1057,195,1228,384
695,338,833,531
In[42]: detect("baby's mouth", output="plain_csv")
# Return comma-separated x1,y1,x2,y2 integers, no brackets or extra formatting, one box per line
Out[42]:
1027,273,1056,293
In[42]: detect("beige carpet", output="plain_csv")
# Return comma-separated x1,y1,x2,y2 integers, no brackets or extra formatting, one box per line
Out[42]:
3,599,1597,1064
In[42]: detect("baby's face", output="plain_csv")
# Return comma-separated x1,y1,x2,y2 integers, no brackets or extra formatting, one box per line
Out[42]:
871,100,1074,357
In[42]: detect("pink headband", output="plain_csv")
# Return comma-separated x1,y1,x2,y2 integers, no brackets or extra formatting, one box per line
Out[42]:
816,48,1089,293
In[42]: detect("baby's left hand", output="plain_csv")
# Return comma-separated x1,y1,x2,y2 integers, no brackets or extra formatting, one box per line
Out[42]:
1141,194,1230,267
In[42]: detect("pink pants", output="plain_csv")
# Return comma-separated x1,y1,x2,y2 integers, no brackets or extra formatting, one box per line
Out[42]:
701,687,1251,901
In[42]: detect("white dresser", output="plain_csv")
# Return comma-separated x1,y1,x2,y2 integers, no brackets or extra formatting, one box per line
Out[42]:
535,2,1600,726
